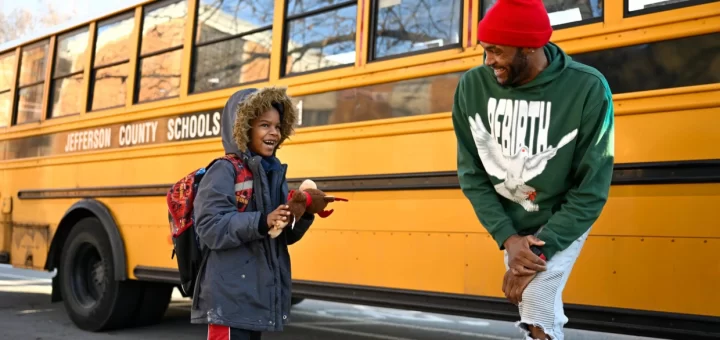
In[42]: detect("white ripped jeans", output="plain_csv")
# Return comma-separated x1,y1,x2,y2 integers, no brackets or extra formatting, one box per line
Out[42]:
503,228,591,340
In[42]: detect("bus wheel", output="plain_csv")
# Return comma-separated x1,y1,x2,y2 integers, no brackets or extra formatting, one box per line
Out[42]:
291,297,305,305
59,217,140,331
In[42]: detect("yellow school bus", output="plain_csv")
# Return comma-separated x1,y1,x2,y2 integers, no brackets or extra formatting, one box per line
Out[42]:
0,0,718,338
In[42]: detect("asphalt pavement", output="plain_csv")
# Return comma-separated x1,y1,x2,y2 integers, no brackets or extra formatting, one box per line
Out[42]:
0,264,664,340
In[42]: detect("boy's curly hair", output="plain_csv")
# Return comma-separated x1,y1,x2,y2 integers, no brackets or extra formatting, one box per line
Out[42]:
232,87,298,153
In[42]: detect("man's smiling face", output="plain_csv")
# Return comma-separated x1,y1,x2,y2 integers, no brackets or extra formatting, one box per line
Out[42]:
480,42,531,86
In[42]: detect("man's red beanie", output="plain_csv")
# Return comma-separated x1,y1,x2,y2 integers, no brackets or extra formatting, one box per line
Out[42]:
478,0,552,48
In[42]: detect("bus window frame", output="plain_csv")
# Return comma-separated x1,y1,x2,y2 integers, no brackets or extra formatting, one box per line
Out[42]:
0,52,16,93
478,0,604,32
134,0,187,105
0,51,16,128
88,11,136,114
367,0,465,63
189,0,275,95
47,26,90,120
280,0,359,78
13,39,51,126
623,0,719,17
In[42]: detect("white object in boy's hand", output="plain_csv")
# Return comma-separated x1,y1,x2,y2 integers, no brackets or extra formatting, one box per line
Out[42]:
268,214,295,238
268,225,283,238
268,179,315,238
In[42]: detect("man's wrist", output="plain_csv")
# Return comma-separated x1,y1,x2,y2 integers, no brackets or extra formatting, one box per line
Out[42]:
502,234,519,249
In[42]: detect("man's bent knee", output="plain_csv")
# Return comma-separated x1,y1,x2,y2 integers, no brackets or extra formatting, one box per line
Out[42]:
514,271,567,340
529,324,550,340
516,321,557,340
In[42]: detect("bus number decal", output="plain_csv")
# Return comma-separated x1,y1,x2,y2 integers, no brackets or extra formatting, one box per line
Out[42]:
296,100,303,126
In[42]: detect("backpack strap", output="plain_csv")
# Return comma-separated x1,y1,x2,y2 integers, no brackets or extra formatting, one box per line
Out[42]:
216,153,254,213
221,153,244,175
192,154,250,253
204,155,232,173
202,153,245,179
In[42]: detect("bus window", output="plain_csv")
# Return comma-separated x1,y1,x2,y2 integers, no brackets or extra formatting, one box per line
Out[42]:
91,12,135,112
627,0,718,15
371,0,461,60
50,27,89,118
283,0,357,75
291,72,462,127
192,0,274,93
483,0,602,28
571,32,720,94
137,0,187,103
0,52,14,127
16,40,49,125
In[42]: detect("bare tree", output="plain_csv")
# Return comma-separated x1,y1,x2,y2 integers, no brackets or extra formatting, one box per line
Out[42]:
0,0,75,45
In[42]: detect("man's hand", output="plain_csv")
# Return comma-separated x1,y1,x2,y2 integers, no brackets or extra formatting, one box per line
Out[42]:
502,270,536,305
504,234,547,276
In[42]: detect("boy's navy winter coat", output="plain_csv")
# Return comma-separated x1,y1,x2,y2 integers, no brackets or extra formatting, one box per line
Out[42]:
190,88,314,331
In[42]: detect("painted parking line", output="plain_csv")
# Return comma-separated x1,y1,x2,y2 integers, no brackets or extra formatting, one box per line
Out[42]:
288,323,416,340
297,321,375,326
0,272,50,280
0,279,51,286
291,310,513,340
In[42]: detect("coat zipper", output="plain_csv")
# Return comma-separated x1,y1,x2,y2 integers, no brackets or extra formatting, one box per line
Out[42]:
251,157,279,330
264,163,284,330
271,165,288,330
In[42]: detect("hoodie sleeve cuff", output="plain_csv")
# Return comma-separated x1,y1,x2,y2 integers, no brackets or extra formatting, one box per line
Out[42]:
493,223,518,251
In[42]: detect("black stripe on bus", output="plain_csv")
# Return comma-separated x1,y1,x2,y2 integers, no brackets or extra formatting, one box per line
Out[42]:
133,266,181,284
290,280,720,340
16,159,720,200
132,265,719,340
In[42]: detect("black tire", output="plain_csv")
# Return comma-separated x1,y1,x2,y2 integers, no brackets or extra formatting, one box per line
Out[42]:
291,297,305,306
127,281,173,327
59,217,141,331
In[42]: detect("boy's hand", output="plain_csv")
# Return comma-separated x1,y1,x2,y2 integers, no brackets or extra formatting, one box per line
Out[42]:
267,205,291,230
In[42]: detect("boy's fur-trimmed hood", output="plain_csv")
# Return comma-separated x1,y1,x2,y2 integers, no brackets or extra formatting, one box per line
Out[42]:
220,87,298,155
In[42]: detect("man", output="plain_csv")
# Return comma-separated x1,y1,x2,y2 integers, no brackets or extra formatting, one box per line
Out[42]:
451,0,614,339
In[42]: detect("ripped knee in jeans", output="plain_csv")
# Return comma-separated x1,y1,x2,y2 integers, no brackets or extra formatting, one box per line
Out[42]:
514,270,566,339
516,321,556,340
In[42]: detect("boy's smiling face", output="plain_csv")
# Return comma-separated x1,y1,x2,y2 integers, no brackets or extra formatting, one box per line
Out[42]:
248,108,282,157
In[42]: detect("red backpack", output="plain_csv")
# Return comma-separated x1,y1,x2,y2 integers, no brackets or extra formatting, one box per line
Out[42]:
166,154,253,296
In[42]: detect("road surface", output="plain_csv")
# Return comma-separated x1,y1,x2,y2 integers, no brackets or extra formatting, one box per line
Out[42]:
0,264,664,340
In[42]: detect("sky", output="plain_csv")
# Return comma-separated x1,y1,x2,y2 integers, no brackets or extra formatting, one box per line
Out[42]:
0,0,145,50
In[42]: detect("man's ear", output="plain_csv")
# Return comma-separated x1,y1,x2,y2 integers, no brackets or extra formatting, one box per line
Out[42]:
521,47,538,56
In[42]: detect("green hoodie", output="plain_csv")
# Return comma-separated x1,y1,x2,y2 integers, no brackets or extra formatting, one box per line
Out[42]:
452,42,614,261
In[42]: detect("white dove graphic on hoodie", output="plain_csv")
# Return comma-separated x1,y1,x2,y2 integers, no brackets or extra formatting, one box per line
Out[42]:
468,113,578,212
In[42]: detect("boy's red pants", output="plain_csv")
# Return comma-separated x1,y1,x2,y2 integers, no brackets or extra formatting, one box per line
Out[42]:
208,324,262,340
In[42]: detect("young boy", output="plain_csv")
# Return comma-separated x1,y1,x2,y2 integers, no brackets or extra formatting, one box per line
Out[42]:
190,87,318,340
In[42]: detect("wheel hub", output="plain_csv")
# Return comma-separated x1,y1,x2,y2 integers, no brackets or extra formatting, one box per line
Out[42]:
70,243,107,309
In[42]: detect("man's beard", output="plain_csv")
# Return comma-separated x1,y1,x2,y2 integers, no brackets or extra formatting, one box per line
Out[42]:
500,50,530,87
